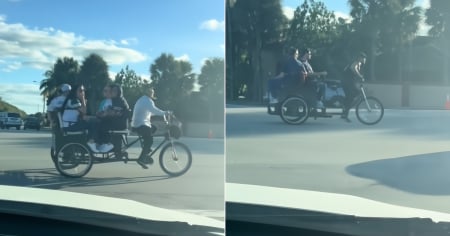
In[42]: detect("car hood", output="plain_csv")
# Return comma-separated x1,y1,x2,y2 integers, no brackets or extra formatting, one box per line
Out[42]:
0,185,224,235
226,183,450,235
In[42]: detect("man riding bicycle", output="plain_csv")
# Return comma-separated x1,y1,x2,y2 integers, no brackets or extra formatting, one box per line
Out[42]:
131,84,169,169
341,52,367,122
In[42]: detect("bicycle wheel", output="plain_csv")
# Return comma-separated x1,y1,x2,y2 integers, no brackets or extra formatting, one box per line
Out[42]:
55,143,93,178
279,96,309,125
356,96,384,125
50,147,57,163
159,141,192,177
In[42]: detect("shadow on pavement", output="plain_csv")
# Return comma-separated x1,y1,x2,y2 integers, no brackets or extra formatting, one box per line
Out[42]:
227,108,450,141
346,151,450,195
0,168,171,190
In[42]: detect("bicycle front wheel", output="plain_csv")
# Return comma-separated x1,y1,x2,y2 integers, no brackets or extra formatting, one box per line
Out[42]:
356,96,384,125
55,143,93,178
159,141,192,177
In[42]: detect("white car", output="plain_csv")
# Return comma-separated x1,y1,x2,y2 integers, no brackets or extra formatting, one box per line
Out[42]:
0,112,23,130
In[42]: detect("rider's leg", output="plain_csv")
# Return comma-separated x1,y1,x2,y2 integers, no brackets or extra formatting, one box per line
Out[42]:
342,81,359,119
268,79,281,103
136,125,155,159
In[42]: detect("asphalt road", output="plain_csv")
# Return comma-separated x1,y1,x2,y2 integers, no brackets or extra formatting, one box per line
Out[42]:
0,129,224,220
227,105,450,214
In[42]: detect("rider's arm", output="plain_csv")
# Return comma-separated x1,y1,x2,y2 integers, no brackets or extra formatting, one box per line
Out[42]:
350,61,364,80
274,72,284,79
147,98,165,116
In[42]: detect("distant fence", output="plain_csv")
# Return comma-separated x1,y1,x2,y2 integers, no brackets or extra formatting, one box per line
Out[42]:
183,123,224,138
365,82,450,109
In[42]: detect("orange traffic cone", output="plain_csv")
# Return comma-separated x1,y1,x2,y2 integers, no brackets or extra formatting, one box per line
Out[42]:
446,94,450,110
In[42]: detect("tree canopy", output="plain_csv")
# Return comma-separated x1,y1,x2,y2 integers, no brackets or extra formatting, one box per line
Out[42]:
226,0,434,101
115,65,149,110
149,53,195,112
78,53,112,114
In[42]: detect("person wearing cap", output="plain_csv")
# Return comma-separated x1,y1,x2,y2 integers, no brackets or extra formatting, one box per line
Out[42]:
47,84,71,127
341,52,367,122
131,84,168,169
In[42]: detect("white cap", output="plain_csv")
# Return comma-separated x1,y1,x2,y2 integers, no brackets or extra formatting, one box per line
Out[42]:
60,84,71,93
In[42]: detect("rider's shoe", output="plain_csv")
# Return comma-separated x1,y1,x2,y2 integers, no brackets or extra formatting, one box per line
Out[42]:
87,142,99,153
98,143,114,153
316,101,325,109
143,155,154,165
269,95,278,104
136,158,149,169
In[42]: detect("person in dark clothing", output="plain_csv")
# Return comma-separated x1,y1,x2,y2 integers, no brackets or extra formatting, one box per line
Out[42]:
110,84,131,130
283,47,306,86
341,52,367,122
298,47,328,109
268,47,303,104
97,84,131,154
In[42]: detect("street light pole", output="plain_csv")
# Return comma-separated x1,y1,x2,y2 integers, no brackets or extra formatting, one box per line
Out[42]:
33,80,45,114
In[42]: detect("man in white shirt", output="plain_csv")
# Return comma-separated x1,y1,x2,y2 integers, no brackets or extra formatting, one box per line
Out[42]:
131,85,167,168
47,84,71,123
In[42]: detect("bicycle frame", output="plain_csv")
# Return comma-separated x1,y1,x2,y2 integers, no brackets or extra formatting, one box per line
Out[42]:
348,85,370,111
118,134,171,162
359,86,372,111
97,114,178,162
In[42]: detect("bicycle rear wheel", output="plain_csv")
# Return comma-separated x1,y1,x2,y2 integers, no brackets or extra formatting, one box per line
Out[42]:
279,96,309,125
356,96,384,125
159,141,192,177
55,143,93,178
50,147,57,163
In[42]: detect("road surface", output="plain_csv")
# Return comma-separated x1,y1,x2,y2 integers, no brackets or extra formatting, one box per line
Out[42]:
227,104,450,214
0,129,224,220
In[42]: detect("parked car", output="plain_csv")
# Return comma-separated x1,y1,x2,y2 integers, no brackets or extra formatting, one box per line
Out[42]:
0,112,22,130
24,117,41,130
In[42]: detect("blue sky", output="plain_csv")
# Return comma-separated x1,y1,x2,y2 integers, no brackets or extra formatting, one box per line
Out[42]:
0,0,224,114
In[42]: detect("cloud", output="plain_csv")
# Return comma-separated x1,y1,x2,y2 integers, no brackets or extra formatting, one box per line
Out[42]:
108,71,117,80
120,37,138,46
283,6,295,20
199,19,225,31
220,43,225,51
420,0,431,9
417,0,431,36
140,73,150,82
175,54,190,61
200,58,209,67
334,11,352,23
0,83,42,114
0,17,147,72
2,61,21,72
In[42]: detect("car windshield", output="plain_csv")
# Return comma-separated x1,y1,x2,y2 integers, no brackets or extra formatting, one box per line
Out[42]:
8,113,20,118
0,0,225,233
226,0,450,233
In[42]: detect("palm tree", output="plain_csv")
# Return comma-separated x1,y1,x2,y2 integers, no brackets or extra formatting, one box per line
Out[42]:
39,57,80,101
78,53,111,114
